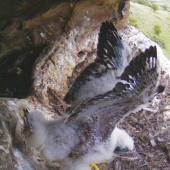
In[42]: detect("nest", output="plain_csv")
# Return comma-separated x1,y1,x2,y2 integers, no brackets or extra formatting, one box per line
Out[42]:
99,74,170,170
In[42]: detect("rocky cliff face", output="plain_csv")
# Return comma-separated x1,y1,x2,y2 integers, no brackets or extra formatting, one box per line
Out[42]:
0,0,170,169
0,0,130,101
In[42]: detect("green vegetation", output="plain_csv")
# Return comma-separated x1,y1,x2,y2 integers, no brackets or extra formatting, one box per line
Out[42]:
131,0,170,11
129,16,138,27
137,0,151,7
129,1,170,58
151,4,159,11
153,25,161,35
151,36,166,49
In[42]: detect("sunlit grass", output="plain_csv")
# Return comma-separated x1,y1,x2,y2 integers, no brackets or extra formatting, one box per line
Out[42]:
129,2,170,58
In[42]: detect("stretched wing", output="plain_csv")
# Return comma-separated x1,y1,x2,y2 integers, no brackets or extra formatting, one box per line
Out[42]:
97,21,130,72
66,46,162,139
64,22,130,109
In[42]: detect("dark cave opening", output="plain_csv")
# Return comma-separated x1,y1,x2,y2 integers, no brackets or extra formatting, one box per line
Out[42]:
0,45,46,98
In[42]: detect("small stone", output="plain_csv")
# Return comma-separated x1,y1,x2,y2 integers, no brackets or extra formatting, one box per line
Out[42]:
150,138,157,147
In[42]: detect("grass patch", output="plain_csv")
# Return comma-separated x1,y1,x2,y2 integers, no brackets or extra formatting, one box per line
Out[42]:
129,16,138,27
153,25,161,35
151,3,159,11
131,0,151,7
129,2,170,58
151,35,166,48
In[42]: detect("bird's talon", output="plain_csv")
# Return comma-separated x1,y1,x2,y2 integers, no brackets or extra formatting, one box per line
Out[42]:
90,163,99,170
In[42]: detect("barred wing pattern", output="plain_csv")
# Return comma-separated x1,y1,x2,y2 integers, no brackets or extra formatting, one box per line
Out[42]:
66,46,159,139
97,21,129,71
64,22,130,109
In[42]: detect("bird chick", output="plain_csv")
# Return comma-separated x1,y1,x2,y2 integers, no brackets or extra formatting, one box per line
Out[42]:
24,110,134,170
61,127,134,170
24,21,163,170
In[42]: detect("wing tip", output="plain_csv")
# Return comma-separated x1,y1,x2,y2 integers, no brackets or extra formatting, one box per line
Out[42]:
99,21,119,39
156,85,165,94
115,45,159,94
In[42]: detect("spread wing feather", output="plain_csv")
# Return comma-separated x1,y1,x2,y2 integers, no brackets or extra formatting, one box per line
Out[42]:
66,46,160,139
97,21,129,69
64,22,130,109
